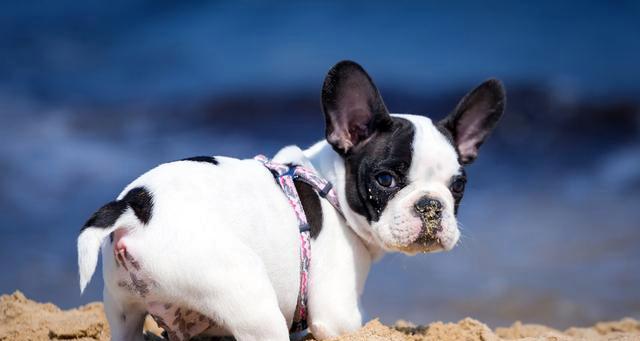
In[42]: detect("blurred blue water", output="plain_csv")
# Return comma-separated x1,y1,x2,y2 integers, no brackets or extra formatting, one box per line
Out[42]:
0,0,639,330
1,1,639,103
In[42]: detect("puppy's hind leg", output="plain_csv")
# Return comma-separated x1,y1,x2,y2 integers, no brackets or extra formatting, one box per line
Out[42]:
165,245,290,341
103,287,147,341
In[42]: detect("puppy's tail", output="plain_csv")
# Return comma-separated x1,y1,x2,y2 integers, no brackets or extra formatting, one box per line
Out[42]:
78,222,122,294
78,187,152,294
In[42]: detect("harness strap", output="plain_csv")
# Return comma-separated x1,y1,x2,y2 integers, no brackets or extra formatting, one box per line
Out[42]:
254,155,342,333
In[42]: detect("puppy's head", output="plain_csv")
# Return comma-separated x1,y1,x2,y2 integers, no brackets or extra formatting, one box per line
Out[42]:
322,61,505,254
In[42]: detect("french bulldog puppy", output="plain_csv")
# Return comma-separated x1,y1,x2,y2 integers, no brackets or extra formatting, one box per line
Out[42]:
78,60,505,341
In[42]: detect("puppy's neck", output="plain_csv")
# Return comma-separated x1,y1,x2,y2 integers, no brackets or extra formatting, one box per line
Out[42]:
273,141,384,260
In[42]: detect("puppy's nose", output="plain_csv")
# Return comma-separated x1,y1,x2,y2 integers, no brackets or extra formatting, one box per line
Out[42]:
414,197,443,216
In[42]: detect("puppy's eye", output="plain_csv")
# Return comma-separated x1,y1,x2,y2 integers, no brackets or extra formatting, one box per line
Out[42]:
375,172,397,188
451,178,466,193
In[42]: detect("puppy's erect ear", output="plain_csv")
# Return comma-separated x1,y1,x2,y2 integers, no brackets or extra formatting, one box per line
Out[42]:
439,79,506,165
321,60,392,155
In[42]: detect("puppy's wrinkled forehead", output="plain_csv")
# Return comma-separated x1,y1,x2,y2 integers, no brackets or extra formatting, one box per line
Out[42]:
394,114,461,184
349,116,414,167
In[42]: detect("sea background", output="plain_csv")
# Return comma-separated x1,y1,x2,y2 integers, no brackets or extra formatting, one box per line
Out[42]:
1,1,639,329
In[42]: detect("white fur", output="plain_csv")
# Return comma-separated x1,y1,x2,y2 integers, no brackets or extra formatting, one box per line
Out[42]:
77,114,462,340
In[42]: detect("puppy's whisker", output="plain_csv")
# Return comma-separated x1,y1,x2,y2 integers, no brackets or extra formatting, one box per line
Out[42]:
455,221,472,250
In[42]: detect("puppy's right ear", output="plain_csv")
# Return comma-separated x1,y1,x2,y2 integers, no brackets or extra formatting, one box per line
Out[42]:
321,60,392,155
439,79,505,165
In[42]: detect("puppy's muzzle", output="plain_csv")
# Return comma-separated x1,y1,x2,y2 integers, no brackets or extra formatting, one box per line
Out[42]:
414,196,443,240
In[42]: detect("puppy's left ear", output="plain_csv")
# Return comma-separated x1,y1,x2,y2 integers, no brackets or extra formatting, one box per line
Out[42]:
439,79,506,164
321,60,392,155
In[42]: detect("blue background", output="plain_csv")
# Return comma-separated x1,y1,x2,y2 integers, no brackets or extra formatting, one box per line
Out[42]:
1,1,639,329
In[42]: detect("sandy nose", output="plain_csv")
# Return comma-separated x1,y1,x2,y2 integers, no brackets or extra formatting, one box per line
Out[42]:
414,197,444,238
414,197,443,216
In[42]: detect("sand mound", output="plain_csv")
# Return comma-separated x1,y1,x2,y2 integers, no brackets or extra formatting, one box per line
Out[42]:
1,291,638,341
333,318,640,341
0,291,109,340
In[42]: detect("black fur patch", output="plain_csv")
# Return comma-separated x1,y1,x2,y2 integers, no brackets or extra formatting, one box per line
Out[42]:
180,156,219,165
450,168,467,215
81,187,154,232
295,180,323,239
435,122,463,164
82,200,128,230
121,187,154,224
344,117,415,222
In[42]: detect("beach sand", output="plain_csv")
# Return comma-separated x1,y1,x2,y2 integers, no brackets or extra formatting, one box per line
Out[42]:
2,291,638,341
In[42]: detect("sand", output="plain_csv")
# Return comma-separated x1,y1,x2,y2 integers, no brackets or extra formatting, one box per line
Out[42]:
1,291,639,341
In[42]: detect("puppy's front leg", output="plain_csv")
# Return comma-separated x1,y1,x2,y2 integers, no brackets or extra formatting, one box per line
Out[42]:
307,269,365,340
307,224,372,340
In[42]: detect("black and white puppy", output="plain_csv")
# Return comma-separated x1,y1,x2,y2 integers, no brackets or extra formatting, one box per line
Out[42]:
78,61,505,341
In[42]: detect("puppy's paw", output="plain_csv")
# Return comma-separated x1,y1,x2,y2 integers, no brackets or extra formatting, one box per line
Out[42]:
309,306,362,339
309,321,335,340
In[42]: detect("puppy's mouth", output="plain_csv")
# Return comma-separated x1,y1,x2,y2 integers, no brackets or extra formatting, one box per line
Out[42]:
400,234,443,254
413,226,444,253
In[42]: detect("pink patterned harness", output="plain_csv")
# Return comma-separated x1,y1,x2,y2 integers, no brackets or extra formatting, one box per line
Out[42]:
254,155,343,333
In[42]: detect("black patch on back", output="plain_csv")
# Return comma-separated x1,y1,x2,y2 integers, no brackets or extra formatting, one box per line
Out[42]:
81,187,154,233
121,187,154,224
343,117,415,222
294,180,323,239
180,156,219,165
